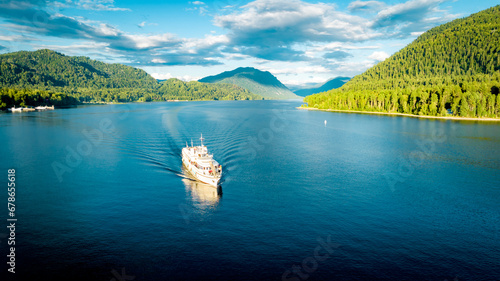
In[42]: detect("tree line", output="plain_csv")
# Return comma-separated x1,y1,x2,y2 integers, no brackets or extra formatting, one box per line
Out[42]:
0,88,78,108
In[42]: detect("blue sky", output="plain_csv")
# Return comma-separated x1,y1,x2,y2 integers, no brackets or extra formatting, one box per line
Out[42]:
0,0,498,86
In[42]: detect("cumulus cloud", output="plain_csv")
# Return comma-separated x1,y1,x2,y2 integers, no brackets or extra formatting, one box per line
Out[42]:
187,0,208,15
211,0,455,62
262,66,332,75
0,0,225,66
151,58,167,64
213,0,379,61
215,0,375,45
373,0,449,31
0,0,461,75
368,51,390,61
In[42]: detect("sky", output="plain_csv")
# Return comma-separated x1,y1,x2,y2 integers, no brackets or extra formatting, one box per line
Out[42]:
0,0,498,87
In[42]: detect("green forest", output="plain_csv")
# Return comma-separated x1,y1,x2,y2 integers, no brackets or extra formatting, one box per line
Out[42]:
304,5,500,118
0,49,261,109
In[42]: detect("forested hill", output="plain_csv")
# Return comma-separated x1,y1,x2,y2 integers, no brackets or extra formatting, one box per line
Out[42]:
0,49,157,89
305,5,500,118
199,67,299,99
158,79,261,101
0,49,262,108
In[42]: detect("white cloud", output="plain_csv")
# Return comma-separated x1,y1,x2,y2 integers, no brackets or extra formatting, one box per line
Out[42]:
97,23,120,36
311,42,380,53
374,0,448,27
183,34,229,51
215,0,377,45
151,58,167,63
137,21,158,28
151,73,173,80
334,60,376,74
368,51,390,61
76,0,131,11
124,33,180,50
0,35,27,41
263,66,332,75
0,0,463,78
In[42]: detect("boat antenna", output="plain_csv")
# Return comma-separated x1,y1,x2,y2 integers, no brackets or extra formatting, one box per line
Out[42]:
200,133,204,147
191,139,193,147
186,141,188,147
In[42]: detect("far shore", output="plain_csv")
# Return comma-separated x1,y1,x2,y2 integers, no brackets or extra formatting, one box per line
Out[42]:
297,106,500,122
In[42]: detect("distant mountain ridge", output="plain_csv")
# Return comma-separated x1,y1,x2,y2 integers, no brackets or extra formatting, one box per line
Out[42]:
199,67,299,99
294,77,350,97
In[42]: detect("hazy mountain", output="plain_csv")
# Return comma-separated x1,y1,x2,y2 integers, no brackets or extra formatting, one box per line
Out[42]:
199,67,299,99
294,77,351,97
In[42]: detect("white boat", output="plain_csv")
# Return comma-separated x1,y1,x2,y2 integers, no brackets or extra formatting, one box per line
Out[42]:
182,134,222,187
36,105,54,110
9,107,22,112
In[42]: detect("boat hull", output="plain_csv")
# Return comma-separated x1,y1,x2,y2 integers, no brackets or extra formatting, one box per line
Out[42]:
182,149,221,187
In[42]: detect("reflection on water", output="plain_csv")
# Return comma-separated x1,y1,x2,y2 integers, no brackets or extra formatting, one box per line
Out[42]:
181,166,222,209
2,100,500,280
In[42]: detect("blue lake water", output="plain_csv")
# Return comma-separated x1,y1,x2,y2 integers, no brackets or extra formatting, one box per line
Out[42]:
1,100,499,281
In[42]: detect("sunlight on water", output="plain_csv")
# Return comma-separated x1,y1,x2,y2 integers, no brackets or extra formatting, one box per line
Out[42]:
0,100,499,280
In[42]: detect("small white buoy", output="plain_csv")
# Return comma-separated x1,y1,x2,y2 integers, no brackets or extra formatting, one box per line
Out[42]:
324,120,327,126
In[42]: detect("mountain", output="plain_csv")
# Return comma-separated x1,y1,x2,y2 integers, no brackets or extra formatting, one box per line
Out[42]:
305,5,500,118
294,77,350,97
158,78,262,101
0,49,262,108
199,67,299,99
0,49,157,89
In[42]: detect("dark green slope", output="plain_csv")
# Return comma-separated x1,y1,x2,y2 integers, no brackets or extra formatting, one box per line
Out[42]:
294,77,350,97
0,49,157,89
305,5,500,118
199,67,299,99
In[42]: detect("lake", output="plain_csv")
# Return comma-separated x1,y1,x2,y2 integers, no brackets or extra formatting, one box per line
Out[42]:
1,100,499,280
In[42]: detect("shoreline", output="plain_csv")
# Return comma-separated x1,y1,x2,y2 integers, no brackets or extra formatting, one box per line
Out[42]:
297,107,500,122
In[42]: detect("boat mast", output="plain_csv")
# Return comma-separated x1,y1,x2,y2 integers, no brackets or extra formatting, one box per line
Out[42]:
200,134,204,147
